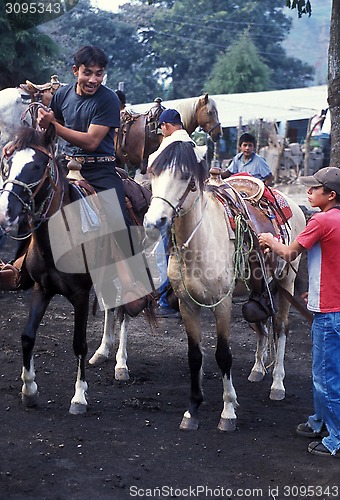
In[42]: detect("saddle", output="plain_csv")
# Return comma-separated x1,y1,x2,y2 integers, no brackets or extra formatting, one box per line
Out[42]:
206,169,292,323
19,75,61,104
117,98,165,172
20,74,61,94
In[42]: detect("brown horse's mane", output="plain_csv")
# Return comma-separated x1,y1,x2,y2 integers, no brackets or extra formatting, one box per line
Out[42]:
149,141,207,191
13,126,46,151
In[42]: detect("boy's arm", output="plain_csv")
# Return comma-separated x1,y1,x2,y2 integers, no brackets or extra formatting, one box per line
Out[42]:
258,232,304,262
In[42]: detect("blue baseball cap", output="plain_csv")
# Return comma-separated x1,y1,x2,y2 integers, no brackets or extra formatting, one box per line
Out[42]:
159,108,183,125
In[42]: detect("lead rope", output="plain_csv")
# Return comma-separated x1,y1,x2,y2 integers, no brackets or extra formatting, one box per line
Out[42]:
170,211,255,308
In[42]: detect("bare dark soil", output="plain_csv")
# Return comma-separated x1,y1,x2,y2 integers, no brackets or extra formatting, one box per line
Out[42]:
0,239,339,500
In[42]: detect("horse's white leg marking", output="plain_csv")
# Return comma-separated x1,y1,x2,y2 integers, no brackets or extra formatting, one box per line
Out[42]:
248,325,268,382
218,374,238,431
21,360,38,407
88,309,115,366
270,331,286,400
69,361,88,414
115,315,130,381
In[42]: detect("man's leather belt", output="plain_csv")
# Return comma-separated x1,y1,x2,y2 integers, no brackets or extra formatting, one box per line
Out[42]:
65,155,116,164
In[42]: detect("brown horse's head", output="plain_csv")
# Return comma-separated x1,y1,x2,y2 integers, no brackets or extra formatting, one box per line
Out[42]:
195,94,222,142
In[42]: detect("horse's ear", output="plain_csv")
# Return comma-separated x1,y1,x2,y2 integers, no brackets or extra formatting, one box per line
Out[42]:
44,123,56,148
204,93,209,104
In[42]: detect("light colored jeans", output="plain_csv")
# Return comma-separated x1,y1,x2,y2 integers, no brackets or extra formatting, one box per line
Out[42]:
307,312,340,455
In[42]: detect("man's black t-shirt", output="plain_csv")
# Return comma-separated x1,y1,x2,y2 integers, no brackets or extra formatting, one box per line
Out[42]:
51,83,126,199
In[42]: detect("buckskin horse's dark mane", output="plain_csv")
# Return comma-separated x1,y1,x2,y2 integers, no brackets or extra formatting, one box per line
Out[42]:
148,141,208,191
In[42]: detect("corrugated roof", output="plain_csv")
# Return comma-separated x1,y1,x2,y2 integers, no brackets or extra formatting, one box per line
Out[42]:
130,85,328,128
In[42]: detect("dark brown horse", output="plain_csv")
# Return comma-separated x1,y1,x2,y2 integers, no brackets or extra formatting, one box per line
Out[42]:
0,126,157,413
116,94,221,174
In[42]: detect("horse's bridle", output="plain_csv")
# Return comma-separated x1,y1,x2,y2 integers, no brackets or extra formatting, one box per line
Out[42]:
2,145,59,223
151,176,197,219
195,101,221,138
206,121,221,137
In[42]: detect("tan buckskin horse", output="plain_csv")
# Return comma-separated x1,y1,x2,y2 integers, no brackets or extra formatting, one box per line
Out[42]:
116,94,221,174
144,141,306,432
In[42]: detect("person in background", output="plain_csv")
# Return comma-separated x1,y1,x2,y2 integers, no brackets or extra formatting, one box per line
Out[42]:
148,108,204,319
221,132,273,186
115,89,126,111
258,166,340,459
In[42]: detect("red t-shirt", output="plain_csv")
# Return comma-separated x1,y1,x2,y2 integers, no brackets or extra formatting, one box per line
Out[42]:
296,208,340,313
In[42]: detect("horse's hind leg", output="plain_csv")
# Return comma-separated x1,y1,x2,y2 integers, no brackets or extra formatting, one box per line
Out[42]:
114,315,131,381
21,286,52,407
214,304,238,432
89,308,116,366
179,304,203,431
69,296,90,414
248,323,269,383
269,287,292,401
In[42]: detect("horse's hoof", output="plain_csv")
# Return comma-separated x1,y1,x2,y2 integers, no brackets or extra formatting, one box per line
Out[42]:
88,353,108,366
179,415,199,431
69,403,87,415
22,393,38,407
218,418,236,432
248,371,265,382
270,389,285,401
115,368,129,381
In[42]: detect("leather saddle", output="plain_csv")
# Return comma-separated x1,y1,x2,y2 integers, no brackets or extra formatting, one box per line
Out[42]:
19,74,61,96
117,98,165,171
206,170,288,323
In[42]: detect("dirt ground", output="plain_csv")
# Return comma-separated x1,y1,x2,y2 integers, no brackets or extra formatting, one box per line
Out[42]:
0,238,339,500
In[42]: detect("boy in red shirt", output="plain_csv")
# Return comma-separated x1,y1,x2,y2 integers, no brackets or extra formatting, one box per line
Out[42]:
259,166,340,458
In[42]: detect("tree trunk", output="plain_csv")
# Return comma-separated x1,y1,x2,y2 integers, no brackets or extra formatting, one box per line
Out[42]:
328,0,340,168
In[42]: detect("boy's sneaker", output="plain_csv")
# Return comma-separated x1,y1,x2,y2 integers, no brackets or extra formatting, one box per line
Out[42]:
308,441,340,458
296,422,328,438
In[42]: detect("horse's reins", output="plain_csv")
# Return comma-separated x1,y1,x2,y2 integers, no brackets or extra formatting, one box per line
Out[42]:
2,144,61,231
154,176,237,308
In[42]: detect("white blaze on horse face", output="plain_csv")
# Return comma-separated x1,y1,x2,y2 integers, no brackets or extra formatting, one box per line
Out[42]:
0,149,35,226
145,170,187,235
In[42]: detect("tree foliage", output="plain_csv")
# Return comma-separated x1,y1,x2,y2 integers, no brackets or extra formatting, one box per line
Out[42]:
0,0,317,101
0,0,58,88
139,0,314,98
205,31,270,94
286,0,312,17
42,0,163,103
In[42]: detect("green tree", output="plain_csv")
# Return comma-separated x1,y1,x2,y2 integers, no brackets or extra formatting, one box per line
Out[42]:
205,31,270,94
141,0,314,98
0,0,78,88
42,0,163,103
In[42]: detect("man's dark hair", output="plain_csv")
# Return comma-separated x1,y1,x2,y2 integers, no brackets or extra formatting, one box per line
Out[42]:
73,46,108,69
239,132,256,147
